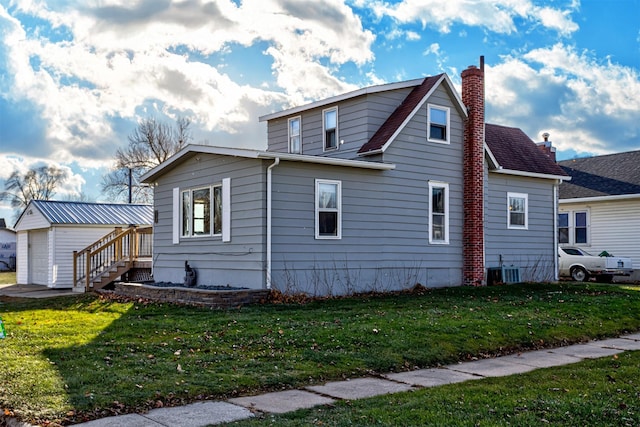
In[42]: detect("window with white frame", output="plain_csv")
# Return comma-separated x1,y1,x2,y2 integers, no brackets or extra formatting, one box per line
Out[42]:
288,116,301,154
315,179,341,239
182,185,222,237
558,212,569,244
427,104,450,143
507,192,528,229
558,210,589,245
429,181,449,244
323,107,338,151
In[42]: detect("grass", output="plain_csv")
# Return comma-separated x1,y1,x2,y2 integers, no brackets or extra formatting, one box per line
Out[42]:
0,271,16,284
1,282,639,425
230,352,640,426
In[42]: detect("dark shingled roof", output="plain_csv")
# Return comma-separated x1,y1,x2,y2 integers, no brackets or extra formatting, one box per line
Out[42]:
558,150,640,199
485,124,568,177
358,75,443,155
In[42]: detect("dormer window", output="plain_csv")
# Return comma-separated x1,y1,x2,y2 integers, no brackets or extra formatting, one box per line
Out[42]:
323,107,338,151
288,116,301,154
428,105,449,144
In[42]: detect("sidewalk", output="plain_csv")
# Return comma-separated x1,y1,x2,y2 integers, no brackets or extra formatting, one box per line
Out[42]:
0,283,77,298
68,333,640,427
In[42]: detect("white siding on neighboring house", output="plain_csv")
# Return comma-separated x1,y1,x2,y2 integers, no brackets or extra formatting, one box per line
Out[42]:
560,198,640,268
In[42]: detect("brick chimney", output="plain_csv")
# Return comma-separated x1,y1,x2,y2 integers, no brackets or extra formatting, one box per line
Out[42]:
536,132,557,162
461,59,485,286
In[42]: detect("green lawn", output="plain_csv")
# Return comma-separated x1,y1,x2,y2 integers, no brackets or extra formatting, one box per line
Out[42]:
1,282,639,425
0,271,16,284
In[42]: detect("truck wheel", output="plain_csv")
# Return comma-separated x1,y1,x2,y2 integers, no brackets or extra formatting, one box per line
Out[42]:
596,275,613,284
571,266,589,282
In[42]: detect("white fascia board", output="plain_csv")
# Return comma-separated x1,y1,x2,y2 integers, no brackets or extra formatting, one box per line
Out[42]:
259,79,425,122
141,144,263,183
490,168,571,182
559,193,640,204
258,152,395,170
484,143,500,169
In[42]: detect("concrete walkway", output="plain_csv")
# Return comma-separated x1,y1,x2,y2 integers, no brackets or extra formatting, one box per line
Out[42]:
0,283,78,298
67,333,640,427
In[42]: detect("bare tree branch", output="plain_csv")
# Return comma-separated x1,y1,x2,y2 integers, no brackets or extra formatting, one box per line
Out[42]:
102,116,191,203
0,165,69,212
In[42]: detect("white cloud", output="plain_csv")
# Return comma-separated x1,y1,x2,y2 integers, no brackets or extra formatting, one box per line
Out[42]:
486,44,640,156
370,0,579,35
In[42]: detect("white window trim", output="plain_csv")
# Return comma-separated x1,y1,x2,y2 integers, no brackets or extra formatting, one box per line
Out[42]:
322,106,338,152
427,104,450,144
507,192,528,230
428,181,449,244
181,183,225,238
559,209,590,245
288,116,301,154
315,179,342,240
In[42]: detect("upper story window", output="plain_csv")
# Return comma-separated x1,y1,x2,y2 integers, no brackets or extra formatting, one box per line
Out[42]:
507,192,528,229
427,104,450,144
288,116,301,154
315,179,341,239
429,181,449,244
323,107,338,151
182,185,222,237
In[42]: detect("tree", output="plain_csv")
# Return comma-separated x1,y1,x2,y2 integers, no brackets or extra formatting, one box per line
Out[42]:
0,165,69,212
102,117,192,203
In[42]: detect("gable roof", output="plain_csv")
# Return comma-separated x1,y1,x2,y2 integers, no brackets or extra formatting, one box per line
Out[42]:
358,74,466,155
484,124,569,179
558,150,640,199
17,200,153,227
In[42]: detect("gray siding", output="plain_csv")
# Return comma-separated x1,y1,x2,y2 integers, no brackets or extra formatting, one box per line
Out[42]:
152,154,267,288
266,88,413,158
485,174,557,281
269,85,466,294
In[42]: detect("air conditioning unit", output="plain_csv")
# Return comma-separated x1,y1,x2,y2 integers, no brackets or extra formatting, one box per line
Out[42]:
487,266,521,285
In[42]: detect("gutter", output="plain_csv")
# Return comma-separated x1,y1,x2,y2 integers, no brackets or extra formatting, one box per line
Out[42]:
266,158,280,290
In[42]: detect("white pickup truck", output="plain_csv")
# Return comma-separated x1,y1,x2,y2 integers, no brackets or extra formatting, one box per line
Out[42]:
559,247,634,282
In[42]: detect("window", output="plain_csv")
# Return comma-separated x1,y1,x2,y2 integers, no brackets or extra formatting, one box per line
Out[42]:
182,185,222,237
428,105,450,143
558,210,589,245
558,213,569,243
323,107,338,151
288,116,301,154
574,211,587,244
507,192,528,229
429,181,449,244
315,179,341,239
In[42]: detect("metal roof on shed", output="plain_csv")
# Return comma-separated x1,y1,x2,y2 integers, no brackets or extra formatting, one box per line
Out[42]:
27,200,153,225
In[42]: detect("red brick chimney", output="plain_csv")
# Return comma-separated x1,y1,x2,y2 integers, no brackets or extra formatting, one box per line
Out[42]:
461,59,485,286
536,132,557,162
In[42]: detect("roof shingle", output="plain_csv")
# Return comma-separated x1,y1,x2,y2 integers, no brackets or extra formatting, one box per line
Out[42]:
485,124,568,177
558,150,640,199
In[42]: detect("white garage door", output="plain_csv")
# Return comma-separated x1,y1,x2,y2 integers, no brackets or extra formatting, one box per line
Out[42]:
29,230,49,285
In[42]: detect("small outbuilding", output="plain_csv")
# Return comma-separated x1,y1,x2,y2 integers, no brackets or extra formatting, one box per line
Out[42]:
14,200,153,288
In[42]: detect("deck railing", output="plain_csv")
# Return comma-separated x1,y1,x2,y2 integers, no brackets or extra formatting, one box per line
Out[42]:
73,226,153,291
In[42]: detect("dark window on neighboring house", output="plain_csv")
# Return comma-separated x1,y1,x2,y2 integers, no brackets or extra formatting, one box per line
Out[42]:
575,211,588,244
558,213,569,243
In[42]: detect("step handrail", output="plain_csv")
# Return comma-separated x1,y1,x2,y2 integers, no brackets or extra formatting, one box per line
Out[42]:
73,226,153,291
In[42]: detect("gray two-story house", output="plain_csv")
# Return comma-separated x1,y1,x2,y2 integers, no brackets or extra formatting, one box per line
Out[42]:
142,60,568,295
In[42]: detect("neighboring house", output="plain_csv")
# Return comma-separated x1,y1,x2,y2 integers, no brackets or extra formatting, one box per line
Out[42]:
0,218,16,271
142,61,568,295
558,150,640,268
14,200,153,288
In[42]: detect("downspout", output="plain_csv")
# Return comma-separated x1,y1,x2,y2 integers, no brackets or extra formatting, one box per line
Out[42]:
266,158,280,290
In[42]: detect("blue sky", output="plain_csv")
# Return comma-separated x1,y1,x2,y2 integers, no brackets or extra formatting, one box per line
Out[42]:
0,0,639,224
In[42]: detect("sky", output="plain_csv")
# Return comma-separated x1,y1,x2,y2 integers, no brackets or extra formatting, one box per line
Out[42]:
0,0,639,225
